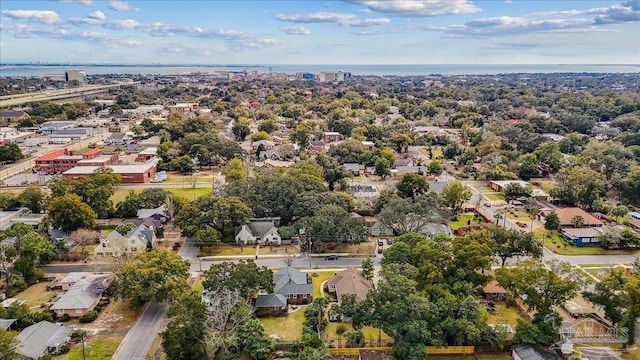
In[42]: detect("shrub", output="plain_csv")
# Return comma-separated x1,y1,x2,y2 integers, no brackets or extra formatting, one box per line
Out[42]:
57,314,71,322
70,330,86,342
79,310,98,323
57,344,70,354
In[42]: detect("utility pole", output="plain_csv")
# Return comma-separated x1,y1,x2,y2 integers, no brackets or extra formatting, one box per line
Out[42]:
82,334,86,360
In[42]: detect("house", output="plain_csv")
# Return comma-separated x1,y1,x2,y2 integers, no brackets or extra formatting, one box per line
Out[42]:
630,212,640,221
254,294,287,314
482,281,507,301
104,132,131,146
323,131,341,143
343,163,365,175
273,266,312,305
235,218,282,245
394,166,427,176
561,227,604,245
58,272,91,291
538,208,603,228
512,345,561,360
630,220,640,232
135,147,157,162
309,140,326,153
0,110,30,123
393,158,414,168
368,221,394,236
251,140,275,151
50,274,110,317
16,321,73,359
0,318,16,331
258,150,282,161
94,222,156,257
63,163,157,183
327,268,373,305
418,223,452,239
0,209,46,231
361,140,375,151
488,180,530,192
137,205,170,223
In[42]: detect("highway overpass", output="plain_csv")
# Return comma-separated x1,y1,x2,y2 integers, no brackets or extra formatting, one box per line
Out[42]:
0,81,138,108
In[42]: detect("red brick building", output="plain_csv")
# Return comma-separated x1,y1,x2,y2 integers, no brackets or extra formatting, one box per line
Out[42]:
62,163,156,183
35,148,118,174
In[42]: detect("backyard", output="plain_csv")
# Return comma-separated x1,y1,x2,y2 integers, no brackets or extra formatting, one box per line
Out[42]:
54,334,124,360
449,213,484,230
486,303,526,334
259,308,306,341
15,281,59,308
111,186,212,203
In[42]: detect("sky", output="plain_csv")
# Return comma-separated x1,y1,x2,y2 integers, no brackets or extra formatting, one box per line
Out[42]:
0,0,639,65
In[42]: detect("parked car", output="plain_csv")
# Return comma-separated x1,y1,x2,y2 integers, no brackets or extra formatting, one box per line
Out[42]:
377,246,384,254
324,255,338,260
378,239,384,246
386,238,393,245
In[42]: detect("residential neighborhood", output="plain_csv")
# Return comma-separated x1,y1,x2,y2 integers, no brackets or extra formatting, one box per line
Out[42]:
0,62,639,360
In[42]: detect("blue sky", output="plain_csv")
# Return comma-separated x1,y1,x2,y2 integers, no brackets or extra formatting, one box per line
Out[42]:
0,0,639,64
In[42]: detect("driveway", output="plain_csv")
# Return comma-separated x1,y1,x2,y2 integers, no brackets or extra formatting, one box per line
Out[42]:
111,302,168,360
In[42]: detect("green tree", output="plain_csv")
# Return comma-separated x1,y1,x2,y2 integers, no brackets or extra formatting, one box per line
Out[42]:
241,319,274,360
257,119,278,134
315,154,348,191
174,195,253,237
571,215,585,228
250,131,270,142
469,227,542,267
222,158,246,183
427,160,444,177
138,188,168,209
0,329,18,359
115,190,141,218
296,205,367,251
0,143,23,163
441,181,471,214
584,269,640,344
17,186,46,214
610,205,628,221
114,222,136,235
232,122,251,141
162,290,208,360
202,260,273,300
361,257,374,282
47,194,97,232
517,153,538,180
374,157,391,178
377,194,445,235
512,319,545,346
396,173,429,200
544,212,560,231
112,249,190,308
502,183,532,203
194,228,221,251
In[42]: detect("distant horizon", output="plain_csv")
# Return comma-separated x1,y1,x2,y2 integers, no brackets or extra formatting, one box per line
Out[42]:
2,62,639,66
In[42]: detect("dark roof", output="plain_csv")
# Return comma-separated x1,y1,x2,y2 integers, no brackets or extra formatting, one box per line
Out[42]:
273,267,312,295
0,110,27,118
255,294,287,308
512,345,561,360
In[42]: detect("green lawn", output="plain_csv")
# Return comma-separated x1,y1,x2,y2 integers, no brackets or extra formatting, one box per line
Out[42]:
54,334,123,360
199,243,299,257
486,304,525,332
326,322,391,342
449,213,483,230
505,209,531,220
536,229,640,256
111,187,212,204
485,193,505,201
15,282,59,307
418,146,443,160
260,308,305,341
311,271,334,298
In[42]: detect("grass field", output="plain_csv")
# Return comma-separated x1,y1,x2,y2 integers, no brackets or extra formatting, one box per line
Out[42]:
326,322,391,342
260,308,305,341
111,187,212,203
486,304,525,332
418,146,443,160
449,213,484,230
485,193,505,201
15,282,59,307
536,229,639,256
310,271,334,298
199,243,299,257
505,209,531,220
54,334,124,360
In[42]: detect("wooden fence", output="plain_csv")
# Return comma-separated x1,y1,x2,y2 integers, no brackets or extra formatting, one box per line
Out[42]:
329,346,475,356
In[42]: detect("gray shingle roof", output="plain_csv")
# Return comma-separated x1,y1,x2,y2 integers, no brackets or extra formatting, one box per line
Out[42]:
137,205,166,220
512,345,561,360
51,274,110,311
0,318,16,331
273,267,311,295
255,294,287,308
16,321,72,359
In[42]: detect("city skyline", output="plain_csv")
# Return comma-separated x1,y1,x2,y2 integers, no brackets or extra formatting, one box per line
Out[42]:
0,0,639,65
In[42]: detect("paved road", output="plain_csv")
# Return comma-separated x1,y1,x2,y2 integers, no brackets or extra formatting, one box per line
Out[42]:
111,302,168,360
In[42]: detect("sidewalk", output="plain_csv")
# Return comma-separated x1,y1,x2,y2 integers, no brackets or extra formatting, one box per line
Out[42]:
199,253,372,261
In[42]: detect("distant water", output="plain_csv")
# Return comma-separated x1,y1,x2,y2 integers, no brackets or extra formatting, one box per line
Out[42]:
1,64,638,77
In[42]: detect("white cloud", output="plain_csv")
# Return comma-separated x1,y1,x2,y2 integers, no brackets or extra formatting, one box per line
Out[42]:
423,16,596,36
108,0,138,11
342,18,390,27
88,10,106,20
345,0,480,17
58,0,94,5
1,10,62,25
276,12,356,23
279,25,311,35
103,19,140,29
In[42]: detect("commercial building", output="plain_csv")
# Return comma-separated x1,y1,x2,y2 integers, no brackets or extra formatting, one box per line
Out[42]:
62,162,157,183
0,127,36,144
35,148,119,174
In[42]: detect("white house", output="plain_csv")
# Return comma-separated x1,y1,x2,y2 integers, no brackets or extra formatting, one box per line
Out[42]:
235,218,281,245
94,223,156,257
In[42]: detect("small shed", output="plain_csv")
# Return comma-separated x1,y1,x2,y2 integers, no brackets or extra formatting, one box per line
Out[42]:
482,281,507,301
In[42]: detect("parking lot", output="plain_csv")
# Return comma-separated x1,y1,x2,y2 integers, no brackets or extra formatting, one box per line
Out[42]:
1,172,51,186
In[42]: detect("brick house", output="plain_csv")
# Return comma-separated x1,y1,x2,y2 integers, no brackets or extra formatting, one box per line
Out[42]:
273,266,312,305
